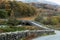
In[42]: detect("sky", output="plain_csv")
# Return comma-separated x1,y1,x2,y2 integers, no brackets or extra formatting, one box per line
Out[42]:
17,0,60,5
46,0,60,5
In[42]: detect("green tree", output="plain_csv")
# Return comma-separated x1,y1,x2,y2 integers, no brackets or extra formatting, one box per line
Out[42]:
50,17,59,25
0,9,8,18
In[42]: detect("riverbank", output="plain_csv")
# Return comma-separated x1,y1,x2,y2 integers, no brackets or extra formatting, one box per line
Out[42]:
20,30,55,40
22,33,55,40
0,30,54,40
0,25,41,33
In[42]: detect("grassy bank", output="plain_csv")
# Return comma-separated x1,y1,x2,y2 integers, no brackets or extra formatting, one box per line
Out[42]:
45,24,60,30
0,25,41,33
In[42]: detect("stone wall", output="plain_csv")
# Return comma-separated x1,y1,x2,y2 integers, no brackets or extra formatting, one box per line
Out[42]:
0,30,54,40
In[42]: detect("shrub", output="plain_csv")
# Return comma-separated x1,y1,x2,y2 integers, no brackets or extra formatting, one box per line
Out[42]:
0,9,8,18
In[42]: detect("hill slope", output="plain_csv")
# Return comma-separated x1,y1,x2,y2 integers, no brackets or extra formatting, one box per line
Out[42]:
0,1,37,18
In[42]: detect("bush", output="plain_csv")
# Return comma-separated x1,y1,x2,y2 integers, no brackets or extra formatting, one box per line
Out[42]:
0,26,25,32
0,9,8,18
35,16,60,25
7,19,19,26
50,17,59,25
0,20,7,25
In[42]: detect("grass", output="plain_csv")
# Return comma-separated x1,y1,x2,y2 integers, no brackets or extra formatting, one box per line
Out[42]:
45,24,60,30
0,26,25,33
0,26,41,33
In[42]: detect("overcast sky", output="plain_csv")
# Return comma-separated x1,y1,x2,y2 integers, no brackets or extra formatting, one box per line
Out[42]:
17,0,60,5
46,0,60,5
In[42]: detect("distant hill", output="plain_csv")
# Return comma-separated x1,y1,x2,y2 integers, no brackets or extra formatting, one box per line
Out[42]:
27,2,59,10
23,0,58,5
26,2,60,17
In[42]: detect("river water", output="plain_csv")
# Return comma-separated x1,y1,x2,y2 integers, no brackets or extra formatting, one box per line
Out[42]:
32,30,60,40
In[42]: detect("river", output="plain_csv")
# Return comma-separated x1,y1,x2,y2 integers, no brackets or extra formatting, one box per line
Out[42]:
32,30,60,40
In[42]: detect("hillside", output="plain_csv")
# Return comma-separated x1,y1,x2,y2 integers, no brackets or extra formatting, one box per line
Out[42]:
0,1,37,19
26,2,60,30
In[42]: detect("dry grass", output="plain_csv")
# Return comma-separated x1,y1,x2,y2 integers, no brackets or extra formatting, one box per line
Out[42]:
19,26,40,30
16,13,39,21
16,16,36,20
